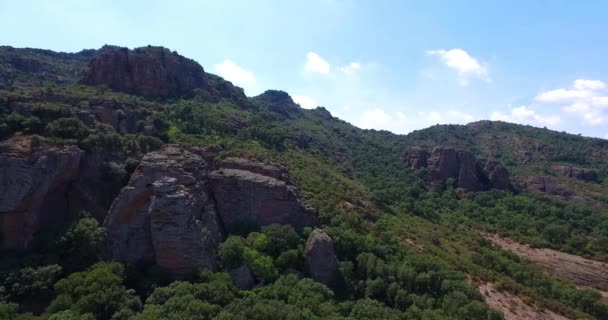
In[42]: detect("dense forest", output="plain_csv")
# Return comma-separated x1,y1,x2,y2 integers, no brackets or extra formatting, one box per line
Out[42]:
1,45,608,320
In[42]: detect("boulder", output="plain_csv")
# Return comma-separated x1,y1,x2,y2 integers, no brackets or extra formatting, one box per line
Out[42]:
0,136,83,250
104,146,222,278
229,264,255,290
81,46,207,97
305,229,338,285
210,159,316,233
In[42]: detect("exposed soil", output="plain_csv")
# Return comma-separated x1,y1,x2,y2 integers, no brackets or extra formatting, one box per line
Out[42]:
478,282,570,320
483,233,608,302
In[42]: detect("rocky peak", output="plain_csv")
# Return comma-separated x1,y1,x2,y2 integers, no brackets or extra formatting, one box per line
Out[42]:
80,45,208,97
253,90,301,118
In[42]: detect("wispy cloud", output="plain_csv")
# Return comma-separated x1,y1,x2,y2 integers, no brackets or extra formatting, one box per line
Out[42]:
304,52,330,74
535,79,608,125
292,95,318,109
214,59,254,88
426,49,489,86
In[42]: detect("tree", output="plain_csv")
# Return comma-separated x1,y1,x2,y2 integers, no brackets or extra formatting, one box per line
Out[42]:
46,118,90,140
47,262,141,320
218,236,246,270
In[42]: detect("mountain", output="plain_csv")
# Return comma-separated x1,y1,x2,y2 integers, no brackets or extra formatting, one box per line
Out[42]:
1,45,608,319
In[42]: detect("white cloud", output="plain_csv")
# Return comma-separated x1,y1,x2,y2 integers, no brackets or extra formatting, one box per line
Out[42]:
426,49,489,86
574,79,606,91
535,79,608,125
292,95,318,109
490,106,561,127
338,62,361,75
355,108,477,133
357,108,391,129
214,59,254,87
304,52,330,74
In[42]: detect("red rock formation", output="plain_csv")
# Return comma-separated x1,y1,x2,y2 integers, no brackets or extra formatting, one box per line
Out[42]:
81,46,208,97
210,159,317,233
402,146,511,191
104,146,222,278
0,136,83,250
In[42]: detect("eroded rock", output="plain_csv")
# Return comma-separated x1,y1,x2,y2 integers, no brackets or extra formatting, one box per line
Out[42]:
553,165,598,182
210,159,316,233
521,176,574,198
104,146,222,278
0,136,83,250
81,46,207,97
305,229,338,285
403,146,511,191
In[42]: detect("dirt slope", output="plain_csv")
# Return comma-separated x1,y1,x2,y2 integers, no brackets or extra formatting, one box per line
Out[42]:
484,233,608,302
478,282,570,320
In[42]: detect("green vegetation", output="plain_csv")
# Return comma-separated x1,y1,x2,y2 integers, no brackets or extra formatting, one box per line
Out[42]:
3,48,608,319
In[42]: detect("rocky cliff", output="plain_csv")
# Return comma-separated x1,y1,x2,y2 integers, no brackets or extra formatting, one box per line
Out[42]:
402,146,511,191
80,46,208,97
104,146,222,278
0,136,83,250
103,148,316,278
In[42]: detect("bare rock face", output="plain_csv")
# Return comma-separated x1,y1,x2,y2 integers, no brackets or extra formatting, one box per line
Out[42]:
81,46,208,97
403,146,510,191
423,147,485,190
229,264,255,290
521,176,574,198
305,229,338,285
210,158,316,233
104,146,222,278
485,160,511,190
553,165,598,182
0,136,83,250
401,147,429,169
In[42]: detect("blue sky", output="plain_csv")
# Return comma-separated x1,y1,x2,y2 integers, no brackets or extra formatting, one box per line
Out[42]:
2,0,608,138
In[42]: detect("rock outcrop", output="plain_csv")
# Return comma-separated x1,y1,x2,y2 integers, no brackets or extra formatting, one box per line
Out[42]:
104,146,222,278
402,147,429,169
81,46,208,97
305,229,338,285
253,90,302,118
0,136,83,250
104,149,316,278
210,158,316,233
553,165,598,182
520,176,574,198
485,160,511,190
402,146,510,191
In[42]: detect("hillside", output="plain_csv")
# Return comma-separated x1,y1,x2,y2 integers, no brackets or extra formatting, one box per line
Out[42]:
1,45,608,320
